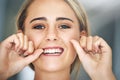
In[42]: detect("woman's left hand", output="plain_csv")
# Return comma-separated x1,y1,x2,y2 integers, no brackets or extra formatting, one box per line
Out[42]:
71,36,116,80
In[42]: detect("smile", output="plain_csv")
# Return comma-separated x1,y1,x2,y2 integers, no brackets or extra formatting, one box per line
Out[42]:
42,47,64,56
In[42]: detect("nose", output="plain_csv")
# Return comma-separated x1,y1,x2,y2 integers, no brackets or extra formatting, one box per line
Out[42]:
45,29,58,41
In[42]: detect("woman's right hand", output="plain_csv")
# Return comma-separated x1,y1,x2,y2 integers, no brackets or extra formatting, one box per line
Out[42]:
0,32,43,80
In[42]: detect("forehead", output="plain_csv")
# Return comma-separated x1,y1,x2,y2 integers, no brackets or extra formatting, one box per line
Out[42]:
28,0,69,10
27,0,77,20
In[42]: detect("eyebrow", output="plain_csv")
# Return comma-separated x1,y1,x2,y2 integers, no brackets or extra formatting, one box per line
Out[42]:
30,17,74,23
30,17,46,23
56,17,73,22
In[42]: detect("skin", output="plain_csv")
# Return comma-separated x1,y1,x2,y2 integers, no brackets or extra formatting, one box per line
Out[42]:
0,0,116,80
25,0,80,80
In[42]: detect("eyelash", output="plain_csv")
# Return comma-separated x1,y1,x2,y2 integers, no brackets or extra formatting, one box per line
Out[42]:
32,24,45,29
32,24,71,30
58,24,71,29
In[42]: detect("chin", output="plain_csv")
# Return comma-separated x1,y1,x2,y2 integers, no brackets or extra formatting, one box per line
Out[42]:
33,59,67,73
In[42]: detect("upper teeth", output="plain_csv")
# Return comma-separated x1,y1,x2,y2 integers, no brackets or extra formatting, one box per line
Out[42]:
43,49,62,54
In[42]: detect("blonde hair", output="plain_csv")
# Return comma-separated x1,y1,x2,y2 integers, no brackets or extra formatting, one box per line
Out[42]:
16,0,89,80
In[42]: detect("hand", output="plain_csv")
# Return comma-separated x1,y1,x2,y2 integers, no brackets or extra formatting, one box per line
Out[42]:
0,33,43,80
71,36,116,80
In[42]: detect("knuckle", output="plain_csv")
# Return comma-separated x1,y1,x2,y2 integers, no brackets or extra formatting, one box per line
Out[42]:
88,36,92,38
27,49,33,54
23,46,27,51
17,32,23,35
94,35,99,38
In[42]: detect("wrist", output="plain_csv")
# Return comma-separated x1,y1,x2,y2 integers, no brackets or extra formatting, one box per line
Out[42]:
91,70,116,80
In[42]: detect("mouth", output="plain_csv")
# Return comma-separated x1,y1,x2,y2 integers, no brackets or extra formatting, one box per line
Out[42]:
42,47,64,56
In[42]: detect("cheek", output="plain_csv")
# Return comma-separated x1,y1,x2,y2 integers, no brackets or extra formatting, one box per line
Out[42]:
60,32,79,61
60,30,80,44
60,30,80,53
64,40,77,66
25,32,44,49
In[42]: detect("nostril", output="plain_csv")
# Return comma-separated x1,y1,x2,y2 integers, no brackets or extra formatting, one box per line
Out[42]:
54,38,57,41
47,38,57,41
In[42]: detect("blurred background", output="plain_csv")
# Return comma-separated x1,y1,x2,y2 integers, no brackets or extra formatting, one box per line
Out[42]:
0,0,120,80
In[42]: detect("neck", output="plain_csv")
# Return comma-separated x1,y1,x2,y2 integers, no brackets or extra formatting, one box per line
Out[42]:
34,68,70,80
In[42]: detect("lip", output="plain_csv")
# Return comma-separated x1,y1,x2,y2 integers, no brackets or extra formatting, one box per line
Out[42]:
42,47,64,56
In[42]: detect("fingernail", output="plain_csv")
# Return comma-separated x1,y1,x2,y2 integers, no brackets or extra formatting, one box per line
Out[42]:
95,49,98,53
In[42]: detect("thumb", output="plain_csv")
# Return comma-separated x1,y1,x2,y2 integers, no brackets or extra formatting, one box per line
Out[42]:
22,49,43,66
70,39,87,62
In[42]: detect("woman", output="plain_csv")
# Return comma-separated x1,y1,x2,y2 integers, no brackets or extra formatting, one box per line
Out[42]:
0,0,116,80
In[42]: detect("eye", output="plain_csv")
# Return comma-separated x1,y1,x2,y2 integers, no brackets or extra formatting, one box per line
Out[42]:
59,24,71,29
33,25,45,29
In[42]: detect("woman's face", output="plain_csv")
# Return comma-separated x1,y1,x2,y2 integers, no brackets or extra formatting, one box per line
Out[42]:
24,0,80,72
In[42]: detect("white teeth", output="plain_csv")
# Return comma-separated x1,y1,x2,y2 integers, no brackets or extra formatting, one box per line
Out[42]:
43,49,62,54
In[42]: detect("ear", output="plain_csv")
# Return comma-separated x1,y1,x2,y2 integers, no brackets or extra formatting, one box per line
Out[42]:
80,30,87,37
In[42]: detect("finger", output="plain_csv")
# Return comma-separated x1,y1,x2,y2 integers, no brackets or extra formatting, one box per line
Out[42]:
98,38,112,63
93,36,100,53
79,36,87,49
23,35,28,51
13,35,20,51
16,33,24,52
0,34,20,58
93,37,112,64
22,49,43,66
24,41,34,56
70,39,87,62
3,34,20,51
86,36,93,52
